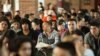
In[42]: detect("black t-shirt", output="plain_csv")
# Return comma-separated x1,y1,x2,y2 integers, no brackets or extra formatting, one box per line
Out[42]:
17,30,37,44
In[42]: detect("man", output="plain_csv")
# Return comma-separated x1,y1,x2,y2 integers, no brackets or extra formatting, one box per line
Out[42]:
0,17,10,39
29,13,34,22
52,42,76,56
37,21,60,56
84,20,100,56
63,19,76,37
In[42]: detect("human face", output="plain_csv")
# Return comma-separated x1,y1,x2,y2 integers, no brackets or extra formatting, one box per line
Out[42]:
22,24,29,30
0,21,8,31
18,42,32,56
31,22,37,30
68,21,76,32
13,22,20,30
58,25,65,31
90,26,99,36
77,19,85,29
52,47,72,56
72,34,83,46
47,16,52,21
42,23,51,32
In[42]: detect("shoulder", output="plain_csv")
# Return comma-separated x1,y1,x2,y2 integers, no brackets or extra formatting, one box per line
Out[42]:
17,31,22,35
85,32,91,37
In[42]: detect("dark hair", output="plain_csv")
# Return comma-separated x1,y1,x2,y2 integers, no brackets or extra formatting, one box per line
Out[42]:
29,13,34,16
56,42,76,56
9,37,35,56
72,29,84,39
90,9,97,12
58,19,65,25
89,20,100,27
24,14,29,19
68,19,76,22
47,20,52,26
5,12,12,17
14,15,21,22
16,10,20,14
20,18,31,30
0,17,10,29
12,19,20,24
31,18,40,25
0,11,4,16
48,15,52,17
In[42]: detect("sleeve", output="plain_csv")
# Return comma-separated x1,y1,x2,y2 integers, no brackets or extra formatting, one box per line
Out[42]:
51,33,60,48
84,33,89,44
37,33,43,43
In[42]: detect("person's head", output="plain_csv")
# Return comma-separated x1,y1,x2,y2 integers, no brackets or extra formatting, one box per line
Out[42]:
47,15,52,21
67,19,76,32
12,20,20,30
62,35,84,56
42,21,52,32
90,9,95,17
72,30,84,45
15,11,20,16
38,12,44,19
5,12,12,20
94,11,99,19
9,37,34,56
57,19,65,31
70,13,77,19
0,11,4,17
52,42,76,56
29,13,34,21
14,14,21,22
48,3,54,10
89,20,100,36
0,17,10,31
21,19,31,31
76,17,86,29
24,14,29,19
97,4,100,10
31,18,40,30
71,8,76,14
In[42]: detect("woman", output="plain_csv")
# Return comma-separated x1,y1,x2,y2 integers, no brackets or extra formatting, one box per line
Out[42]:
9,37,35,56
17,18,37,45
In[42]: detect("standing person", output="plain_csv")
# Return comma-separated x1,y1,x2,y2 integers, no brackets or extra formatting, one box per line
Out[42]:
17,19,37,45
84,20,100,56
37,21,60,56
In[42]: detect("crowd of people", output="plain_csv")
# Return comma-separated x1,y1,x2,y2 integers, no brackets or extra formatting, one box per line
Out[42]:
0,2,100,56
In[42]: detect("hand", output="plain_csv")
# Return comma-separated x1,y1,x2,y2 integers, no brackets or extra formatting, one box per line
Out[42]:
44,45,51,48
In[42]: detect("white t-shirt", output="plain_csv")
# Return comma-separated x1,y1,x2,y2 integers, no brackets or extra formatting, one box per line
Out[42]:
84,48,94,56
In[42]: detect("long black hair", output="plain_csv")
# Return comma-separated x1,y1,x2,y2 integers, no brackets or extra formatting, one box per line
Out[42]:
20,18,31,30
